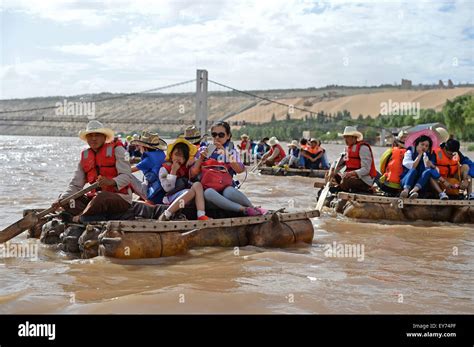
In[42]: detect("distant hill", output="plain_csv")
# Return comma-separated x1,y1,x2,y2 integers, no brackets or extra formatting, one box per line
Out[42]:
228,88,474,123
0,85,473,136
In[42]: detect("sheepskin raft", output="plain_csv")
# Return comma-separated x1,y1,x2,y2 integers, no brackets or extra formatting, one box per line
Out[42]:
30,209,318,259
259,166,327,178
333,192,474,223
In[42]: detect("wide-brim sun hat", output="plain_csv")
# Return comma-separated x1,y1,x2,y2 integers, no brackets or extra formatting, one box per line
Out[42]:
288,140,299,147
130,131,168,151
396,129,408,142
179,125,204,145
435,127,450,143
79,120,115,143
404,129,440,150
268,137,279,146
340,126,363,141
166,138,198,161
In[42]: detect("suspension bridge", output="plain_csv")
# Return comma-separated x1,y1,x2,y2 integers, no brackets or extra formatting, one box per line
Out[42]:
0,69,391,143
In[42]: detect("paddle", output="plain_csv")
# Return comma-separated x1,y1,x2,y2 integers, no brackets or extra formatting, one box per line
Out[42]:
0,182,100,243
315,153,345,211
250,155,267,172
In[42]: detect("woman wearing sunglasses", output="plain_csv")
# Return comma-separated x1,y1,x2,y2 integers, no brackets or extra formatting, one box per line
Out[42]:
190,121,267,216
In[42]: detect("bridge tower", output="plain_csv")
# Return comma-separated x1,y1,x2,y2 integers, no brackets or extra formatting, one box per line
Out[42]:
196,69,209,136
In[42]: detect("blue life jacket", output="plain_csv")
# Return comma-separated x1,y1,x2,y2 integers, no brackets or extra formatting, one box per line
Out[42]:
256,143,266,155
459,153,474,177
401,147,435,177
136,150,166,203
289,148,300,157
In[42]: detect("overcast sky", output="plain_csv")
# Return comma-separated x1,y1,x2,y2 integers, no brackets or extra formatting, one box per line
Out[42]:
1,0,473,99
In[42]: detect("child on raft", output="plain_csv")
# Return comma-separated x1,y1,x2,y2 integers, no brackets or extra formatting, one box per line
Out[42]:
158,138,210,221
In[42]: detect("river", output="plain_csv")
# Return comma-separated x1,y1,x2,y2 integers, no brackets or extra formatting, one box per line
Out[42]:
0,136,472,313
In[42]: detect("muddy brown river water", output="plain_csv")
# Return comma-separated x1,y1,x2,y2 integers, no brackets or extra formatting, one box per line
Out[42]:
0,136,472,313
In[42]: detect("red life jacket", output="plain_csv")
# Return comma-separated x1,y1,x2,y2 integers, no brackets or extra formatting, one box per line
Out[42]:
162,162,190,178
434,148,459,178
269,144,286,164
161,162,191,197
80,142,129,196
115,139,126,148
240,140,248,151
345,141,377,178
385,147,406,185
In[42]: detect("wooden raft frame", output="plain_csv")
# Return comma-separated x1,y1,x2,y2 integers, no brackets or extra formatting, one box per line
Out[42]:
106,210,320,233
337,192,474,207
259,167,328,176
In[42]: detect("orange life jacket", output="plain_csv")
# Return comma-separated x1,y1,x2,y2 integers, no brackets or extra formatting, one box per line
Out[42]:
301,144,310,151
269,144,286,164
385,147,406,184
80,142,129,196
345,141,377,178
434,148,459,178
306,146,322,156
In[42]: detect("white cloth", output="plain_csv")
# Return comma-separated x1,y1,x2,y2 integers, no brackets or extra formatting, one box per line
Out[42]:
402,149,416,169
158,166,177,192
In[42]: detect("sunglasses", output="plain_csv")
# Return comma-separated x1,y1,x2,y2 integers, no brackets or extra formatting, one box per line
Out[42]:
211,132,226,138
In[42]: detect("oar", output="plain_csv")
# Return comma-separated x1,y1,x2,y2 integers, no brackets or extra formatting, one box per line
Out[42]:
250,158,264,172
315,153,344,212
0,182,100,243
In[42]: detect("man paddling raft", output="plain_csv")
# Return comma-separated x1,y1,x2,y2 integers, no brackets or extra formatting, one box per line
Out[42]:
51,120,133,223
331,126,377,193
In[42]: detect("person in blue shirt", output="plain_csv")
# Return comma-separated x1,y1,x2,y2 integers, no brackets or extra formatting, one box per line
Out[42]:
129,132,168,204
254,137,269,159
278,140,300,168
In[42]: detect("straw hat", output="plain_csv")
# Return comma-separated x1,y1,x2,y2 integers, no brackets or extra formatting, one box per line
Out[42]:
268,137,279,146
130,131,167,151
396,129,408,141
166,138,198,161
241,134,249,139
288,140,299,147
179,125,203,145
341,126,363,141
404,129,440,150
79,120,115,143
435,127,449,143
